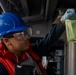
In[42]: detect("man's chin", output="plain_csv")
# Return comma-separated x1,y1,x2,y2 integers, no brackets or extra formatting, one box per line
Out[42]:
24,46,30,51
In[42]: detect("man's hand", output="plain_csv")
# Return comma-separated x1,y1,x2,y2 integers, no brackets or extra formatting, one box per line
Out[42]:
61,9,75,21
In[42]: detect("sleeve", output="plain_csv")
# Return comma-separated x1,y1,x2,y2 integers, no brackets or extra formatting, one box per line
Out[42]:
0,63,9,75
32,20,65,57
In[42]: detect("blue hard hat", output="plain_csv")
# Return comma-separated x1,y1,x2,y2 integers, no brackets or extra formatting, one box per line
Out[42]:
0,12,30,36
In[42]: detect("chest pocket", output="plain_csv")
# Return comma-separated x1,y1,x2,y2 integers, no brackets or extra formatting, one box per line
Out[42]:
15,65,34,75
15,57,41,75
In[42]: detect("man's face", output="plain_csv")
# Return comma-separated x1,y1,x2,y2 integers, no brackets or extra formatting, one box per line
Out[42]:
3,30,31,54
9,36,30,52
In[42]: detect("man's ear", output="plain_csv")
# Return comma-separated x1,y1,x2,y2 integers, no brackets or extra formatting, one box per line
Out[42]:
2,38,10,45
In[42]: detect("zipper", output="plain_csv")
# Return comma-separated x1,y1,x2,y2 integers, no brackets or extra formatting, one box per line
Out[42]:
15,54,19,62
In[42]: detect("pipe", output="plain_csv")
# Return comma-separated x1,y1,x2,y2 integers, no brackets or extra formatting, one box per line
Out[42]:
22,0,45,22
0,0,8,13
65,42,76,75
45,0,50,20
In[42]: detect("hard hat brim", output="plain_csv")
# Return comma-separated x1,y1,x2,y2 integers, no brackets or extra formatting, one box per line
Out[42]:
0,25,30,36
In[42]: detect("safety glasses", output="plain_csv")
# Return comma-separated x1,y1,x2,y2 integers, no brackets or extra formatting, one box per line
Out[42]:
3,28,32,41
